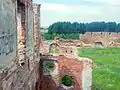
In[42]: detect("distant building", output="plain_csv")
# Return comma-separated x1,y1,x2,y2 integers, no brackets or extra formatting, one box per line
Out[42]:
80,32,120,48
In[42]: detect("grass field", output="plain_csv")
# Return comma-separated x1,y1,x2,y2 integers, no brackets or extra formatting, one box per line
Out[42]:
77,48,120,90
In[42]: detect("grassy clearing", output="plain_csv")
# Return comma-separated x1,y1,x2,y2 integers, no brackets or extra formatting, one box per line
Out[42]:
77,48,120,90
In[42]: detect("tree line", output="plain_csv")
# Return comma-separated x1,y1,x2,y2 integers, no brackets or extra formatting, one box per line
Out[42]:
48,22,120,34
43,33,80,40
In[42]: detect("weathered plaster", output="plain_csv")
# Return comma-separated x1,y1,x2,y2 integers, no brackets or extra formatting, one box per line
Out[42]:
0,0,17,69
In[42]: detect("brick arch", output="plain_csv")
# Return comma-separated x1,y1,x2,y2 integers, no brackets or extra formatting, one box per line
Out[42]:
94,41,104,48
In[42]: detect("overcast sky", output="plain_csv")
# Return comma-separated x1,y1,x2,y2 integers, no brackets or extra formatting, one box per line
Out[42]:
33,0,120,27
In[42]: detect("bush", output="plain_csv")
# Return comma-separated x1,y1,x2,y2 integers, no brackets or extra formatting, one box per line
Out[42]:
61,75,73,86
43,61,55,73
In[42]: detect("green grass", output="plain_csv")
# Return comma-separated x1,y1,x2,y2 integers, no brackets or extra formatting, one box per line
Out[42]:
77,48,120,90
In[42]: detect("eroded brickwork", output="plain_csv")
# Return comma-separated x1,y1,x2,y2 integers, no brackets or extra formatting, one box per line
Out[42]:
17,0,27,67
49,33,120,50
80,32,120,47
40,39,93,90
33,4,41,58
0,0,41,90
38,55,93,90
0,0,94,90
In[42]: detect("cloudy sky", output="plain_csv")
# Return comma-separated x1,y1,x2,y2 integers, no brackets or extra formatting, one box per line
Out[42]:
33,0,120,27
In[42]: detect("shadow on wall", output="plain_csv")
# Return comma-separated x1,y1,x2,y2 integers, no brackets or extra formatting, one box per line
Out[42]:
36,58,82,90
36,59,57,90
94,42,104,48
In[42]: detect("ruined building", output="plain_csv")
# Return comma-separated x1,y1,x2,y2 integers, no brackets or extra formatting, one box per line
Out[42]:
40,39,93,90
0,0,40,90
0,0,93,90
38,55,93,90
80,32,120,48
50,32,120,49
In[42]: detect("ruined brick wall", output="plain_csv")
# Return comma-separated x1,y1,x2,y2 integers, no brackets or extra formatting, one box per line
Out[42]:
39,55,93,90
58,56,83,90
59,46,76,58
53,39,76,47
49,39,78,57
15,1,40,90
17,0,27,67
51,32,120,48
0,0,40,90
80,32,120,47
49,41,78,58
33,4,41,58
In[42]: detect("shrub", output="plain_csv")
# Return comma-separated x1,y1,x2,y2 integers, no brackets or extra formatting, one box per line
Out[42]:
43,61,55,73
61,75,73,86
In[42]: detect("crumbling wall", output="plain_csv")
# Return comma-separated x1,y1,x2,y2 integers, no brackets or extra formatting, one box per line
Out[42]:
39,55,93,90
0,0,17,71
0,0,41,90
59,46,75,58
33,4,41,58
80,32,120,47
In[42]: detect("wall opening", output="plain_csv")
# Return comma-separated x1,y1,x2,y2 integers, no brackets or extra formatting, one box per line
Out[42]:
49,43,59,54
94,42,104,48
43,60,58,75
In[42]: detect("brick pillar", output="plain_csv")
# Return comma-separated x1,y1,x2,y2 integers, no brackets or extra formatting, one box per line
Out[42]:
33,4,41,58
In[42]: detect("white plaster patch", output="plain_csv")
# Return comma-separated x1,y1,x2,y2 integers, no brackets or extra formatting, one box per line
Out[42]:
82,61,92,90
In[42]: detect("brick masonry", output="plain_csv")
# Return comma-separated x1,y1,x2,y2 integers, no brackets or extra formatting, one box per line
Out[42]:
0,0,41,90
0,0,94,90
38,55,93,90
80,32,120,47
33,4,41,58
49,33,120,50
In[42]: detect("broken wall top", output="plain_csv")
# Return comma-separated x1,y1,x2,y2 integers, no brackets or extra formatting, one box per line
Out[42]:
33,3,41,15
19,0,32,6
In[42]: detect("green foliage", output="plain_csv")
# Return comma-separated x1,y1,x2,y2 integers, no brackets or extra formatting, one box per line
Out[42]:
61,75,73,86
48,22,120,34
43,33,80,40
48,22,85,34
49,48,59,54
43,61,55,73
78,48,120,90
